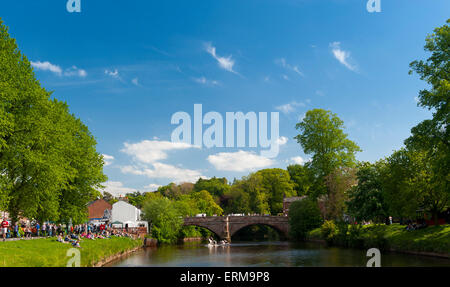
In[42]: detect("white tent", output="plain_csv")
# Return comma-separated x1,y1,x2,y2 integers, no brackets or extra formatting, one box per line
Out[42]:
111,201,148,229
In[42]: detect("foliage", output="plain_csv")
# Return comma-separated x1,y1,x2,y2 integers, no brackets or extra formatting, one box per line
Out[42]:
322,167,357,220
190,190,223,216
287,164,314,196
142,197,183,244
347,162,388,222
288,198,323,240
310,223,450,254
125,192,146,209
405,19,450,224
0,19,106,224
194,177,230,200
320,220,339,244
294,109,361,183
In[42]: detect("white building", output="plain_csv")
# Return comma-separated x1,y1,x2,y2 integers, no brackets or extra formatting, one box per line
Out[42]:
111,200,148,229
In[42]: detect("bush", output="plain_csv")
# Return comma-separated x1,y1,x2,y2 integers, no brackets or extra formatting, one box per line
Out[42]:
289,198,323,240
320,220,339,244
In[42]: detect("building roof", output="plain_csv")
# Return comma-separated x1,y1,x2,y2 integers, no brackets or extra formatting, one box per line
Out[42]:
283,196,307,203
87,199,112,220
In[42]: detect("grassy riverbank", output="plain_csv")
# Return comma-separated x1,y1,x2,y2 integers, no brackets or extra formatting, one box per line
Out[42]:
0,237,142,267
307,223,450,256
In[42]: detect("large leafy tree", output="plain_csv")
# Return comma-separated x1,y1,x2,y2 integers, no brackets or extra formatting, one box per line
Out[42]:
405,19,449,223
255,168,296,215
287,164,314,196
347,162,388,223
142,197,183,244
0,19,105,223
294,109,360,197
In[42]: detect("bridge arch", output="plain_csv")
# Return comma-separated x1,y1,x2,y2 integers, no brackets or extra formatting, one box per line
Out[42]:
182,222,223,239
229,222,288,239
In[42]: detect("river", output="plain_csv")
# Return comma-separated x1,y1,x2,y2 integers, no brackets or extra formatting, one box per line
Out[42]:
108,241,450,267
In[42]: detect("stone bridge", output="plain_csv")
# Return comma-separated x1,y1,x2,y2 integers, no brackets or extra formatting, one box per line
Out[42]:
183,215,289,242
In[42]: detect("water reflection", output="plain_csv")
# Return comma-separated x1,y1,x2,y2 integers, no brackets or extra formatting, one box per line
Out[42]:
109,241,450,267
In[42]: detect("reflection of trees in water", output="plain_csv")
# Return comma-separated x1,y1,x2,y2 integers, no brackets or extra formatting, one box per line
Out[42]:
232,225,283,241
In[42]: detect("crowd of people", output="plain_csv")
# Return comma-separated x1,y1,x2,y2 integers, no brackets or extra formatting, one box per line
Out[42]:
1,217,133,247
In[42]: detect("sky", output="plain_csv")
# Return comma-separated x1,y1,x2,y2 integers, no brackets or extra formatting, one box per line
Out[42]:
0,0,448,196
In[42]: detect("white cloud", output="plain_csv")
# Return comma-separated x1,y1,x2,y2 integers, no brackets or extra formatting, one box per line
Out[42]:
64,66,87,77
102,181,137,197
121,140,199,164
207,150,274,172
102,154,115,166
132,78,139,86
193,76,220,86
31,61,87,77
288,156,309,166
205,42,238,74
275,58,304,77
277,136,288,146
144,184,162,191
330,42,357,72
121,163,205,183
275,101,305,114
31,61,62,75
105,69,120,78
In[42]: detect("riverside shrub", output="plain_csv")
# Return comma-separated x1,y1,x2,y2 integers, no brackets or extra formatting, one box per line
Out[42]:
289,198,323,240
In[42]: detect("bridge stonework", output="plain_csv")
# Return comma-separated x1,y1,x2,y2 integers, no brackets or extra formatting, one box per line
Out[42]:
183,216,289,242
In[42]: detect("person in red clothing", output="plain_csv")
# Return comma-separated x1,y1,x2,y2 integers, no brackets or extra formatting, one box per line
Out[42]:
1,218,9,241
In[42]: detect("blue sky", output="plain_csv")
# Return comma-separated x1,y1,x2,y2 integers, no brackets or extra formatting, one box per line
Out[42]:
1,0,448,196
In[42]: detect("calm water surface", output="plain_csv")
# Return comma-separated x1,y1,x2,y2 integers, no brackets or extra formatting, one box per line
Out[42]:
109,241,450,267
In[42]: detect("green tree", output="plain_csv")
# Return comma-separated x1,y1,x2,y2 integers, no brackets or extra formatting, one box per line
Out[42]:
381,149,422,220
0,19,105,224
294,109,361,185
347,162,388,222
223,186,251,214
405,19,449,224
255,168,296,215
190,190,223,216
142,197,183,244
322,167,357,220
288,198,323,240
287,164,314,196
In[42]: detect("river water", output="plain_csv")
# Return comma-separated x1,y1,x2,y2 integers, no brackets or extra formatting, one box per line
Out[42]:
109,241,450,267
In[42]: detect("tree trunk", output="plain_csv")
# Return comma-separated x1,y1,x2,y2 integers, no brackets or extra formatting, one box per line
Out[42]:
433,211,439,226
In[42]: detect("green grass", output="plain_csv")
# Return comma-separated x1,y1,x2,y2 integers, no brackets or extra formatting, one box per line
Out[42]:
0,237,142,267
307,223,450,255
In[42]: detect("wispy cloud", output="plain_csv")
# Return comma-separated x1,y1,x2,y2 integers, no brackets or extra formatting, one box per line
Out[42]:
64,66,87,77
205,42,238,75
330,42,357,72
31,61,62,75
207,150,274,172
105,69,120,79
102,181,137,197
131,78,139,86
193,76,220,86
286,156,310,166
31,61,87,77
102,154,115,166
121,163,205,183
275,101,306,114
275,58,304,77
121,140,199,164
